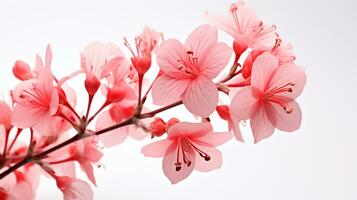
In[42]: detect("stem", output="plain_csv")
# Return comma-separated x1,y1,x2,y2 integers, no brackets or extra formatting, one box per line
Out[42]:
64,102,81,121
87,102,109,125
139,101,182,119
85,94,94,120
8,129,22,153
2,131,9,158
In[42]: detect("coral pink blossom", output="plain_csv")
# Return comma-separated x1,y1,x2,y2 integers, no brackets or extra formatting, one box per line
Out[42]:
205,1,277,52
56,176,93,200
142,122,232,184
216,105,243,142
230,53,306,143
81,42,125,80
124,26,161,75
11,66,59,135
152,24,232,117
12,60,34,81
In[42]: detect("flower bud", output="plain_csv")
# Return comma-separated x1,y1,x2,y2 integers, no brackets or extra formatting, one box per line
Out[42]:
106,85,127,104
150,118,166,137
216,105,231,121
12,60,34,80
84,73,100,96
166,118,180,131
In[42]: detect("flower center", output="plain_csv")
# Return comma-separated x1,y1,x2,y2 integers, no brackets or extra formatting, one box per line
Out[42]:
262,82,295,113
176,51,199,77
174,137,210,171
18,83,49,110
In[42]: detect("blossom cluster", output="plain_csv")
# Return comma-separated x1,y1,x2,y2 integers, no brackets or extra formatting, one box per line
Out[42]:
0,1,306,199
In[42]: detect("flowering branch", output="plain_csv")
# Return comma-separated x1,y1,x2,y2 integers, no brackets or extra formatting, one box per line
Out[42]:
0,1,306,199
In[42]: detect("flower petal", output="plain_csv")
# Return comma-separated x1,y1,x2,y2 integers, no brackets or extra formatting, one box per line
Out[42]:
231,116,244,142
156,39,189,78
192,144,223,172
230,87,258,120
204,12,237,39
182,76,218,117
251,53,279,92
96,111,128,147
141,140,173,158
271,100,302,132
184,24,217,59
168,122,213,139
163,142,195,184
268,63,307,99
195,132,232,146
151,75,190,105
250,105,275,143
199,42,232,78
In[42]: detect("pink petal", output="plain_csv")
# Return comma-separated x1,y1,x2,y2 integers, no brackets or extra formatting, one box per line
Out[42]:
168,122,212,139
268,63,307,99
96,111,129,147
11,104,45,129
192,144,222,172
231,116,244,142
151,75,190,105
156,39,189,78
141,140,173,158
270,100,302,132
182,76,218,117
80,162,96,186
250,105,275,143
230,87,258,120
199,42,232,78
163,142,195,184
204,12,237,38
11,180,35,200
251,53,279,92
127,126,147,140
195,132,232,146
32,112,54,135
100,56,125,79
184,24,217,59
45,44,53,68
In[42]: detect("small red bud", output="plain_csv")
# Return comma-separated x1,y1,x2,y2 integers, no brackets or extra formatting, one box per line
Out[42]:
166,118,180,131
216,105,231,121
84,73,100,96
150,118,166,137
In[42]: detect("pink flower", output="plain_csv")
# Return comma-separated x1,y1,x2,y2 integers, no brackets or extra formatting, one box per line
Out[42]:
0,171,36,200
142,122,232,184
205,1,277,52
11,65,59,135
216,105,243,142
230,53,306,143
124,26,162,75
152,24,232,117
81,42,125,80
56,176,93,200
12,60,34,81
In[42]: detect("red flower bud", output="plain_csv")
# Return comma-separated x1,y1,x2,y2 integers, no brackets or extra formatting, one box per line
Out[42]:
150,118,166,137
216,105,231,121
84,73,100,96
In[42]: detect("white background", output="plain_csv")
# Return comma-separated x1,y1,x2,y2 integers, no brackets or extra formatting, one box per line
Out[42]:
1,0,357,199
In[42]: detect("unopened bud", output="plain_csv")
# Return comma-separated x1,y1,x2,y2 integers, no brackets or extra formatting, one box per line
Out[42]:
149,118,166,137
84,73,100,96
